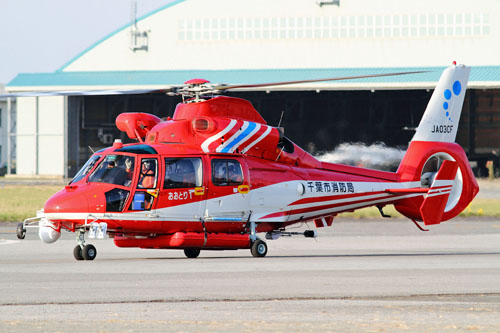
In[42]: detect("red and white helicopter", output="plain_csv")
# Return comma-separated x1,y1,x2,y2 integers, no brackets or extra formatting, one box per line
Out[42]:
11,63,478,260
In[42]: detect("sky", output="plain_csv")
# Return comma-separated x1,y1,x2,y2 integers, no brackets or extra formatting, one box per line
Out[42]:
0,0,171,85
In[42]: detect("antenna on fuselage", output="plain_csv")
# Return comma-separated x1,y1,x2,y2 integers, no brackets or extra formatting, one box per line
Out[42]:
277,110,285,128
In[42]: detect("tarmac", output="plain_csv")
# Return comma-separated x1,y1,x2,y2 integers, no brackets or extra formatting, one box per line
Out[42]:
1,219,499,332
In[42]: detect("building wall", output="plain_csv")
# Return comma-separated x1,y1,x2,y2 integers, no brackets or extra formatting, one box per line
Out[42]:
0,98,16,174
0,100,8,168
16,96,64,176
11,0,500,177
0,101,5,166
63,0,500,72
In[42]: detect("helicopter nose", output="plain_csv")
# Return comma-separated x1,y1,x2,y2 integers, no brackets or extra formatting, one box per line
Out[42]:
44,187,89,213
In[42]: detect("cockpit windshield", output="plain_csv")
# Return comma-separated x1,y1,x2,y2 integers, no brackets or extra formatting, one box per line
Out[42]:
70,154,101,184
88,155,135,187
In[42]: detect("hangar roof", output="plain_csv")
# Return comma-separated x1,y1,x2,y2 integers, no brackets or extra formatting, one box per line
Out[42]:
6,0,500,91
7,66,500,91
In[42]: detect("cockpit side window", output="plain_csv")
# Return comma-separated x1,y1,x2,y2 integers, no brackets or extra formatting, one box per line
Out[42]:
88,155,135,187
137,158,158,189
164,158,202,189
212,159,243,186
70,154,101,184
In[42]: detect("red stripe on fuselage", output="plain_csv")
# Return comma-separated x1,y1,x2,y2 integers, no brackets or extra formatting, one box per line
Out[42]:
207,120,244,152
261,192,413,219
237,124,268,152
289,190,386,206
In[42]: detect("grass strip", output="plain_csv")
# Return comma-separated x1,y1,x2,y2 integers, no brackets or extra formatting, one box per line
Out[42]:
0,185,61,222
0,185,498,222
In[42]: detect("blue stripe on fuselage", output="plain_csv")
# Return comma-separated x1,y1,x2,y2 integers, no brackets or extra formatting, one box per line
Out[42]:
221,122,257,153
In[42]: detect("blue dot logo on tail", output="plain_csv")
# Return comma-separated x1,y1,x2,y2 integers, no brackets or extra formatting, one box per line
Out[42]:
442,81,461,122
453,81,461,95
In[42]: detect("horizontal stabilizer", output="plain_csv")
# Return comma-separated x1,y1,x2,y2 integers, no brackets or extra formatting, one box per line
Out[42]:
420,160,458,225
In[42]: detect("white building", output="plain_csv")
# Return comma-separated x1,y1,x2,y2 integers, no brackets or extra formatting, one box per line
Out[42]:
6,0,500,177
0,84,15,175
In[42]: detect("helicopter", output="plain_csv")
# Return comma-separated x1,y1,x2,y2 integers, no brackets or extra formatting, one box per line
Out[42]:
9,63,478,260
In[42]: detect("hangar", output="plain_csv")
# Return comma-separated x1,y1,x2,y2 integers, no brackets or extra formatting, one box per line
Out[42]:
5,0,500,178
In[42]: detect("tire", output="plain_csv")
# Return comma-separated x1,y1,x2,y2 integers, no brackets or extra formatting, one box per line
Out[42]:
251,239,267,257
16,223,26,240
73,245,84,261
82,244,97,261
184,248,201,258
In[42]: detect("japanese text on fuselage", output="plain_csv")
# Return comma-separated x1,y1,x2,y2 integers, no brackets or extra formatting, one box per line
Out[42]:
306,181,355,193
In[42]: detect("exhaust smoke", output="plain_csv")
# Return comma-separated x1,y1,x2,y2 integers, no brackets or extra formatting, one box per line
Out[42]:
315,142,405,172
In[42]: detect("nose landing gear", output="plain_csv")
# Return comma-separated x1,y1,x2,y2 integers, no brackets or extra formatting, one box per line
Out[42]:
73,228,97,261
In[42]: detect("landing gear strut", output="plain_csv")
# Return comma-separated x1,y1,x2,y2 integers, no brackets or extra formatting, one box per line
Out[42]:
248,219,268,257
73,228,97,261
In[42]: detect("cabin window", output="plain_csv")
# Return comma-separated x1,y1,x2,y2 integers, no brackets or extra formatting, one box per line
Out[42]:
137,158,158,189
164,157,202,189
115,144,157,154
212,159,243,186
70,154,101,184
88,155,135,187
105,188,130,212
129,191,154,211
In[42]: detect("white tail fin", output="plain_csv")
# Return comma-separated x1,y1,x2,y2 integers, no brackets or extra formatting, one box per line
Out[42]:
412,64,470,143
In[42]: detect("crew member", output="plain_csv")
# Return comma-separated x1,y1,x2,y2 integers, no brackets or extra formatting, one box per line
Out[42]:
138,160,156,188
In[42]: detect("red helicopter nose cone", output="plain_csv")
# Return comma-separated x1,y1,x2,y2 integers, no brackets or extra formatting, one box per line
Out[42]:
44,188,89,213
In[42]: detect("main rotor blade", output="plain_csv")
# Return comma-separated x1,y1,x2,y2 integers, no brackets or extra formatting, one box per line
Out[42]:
0,88,176,98
214,70,429,91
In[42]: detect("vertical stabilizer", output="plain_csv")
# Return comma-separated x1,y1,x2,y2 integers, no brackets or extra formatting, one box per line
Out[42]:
395,64,478,225
412,64,470,143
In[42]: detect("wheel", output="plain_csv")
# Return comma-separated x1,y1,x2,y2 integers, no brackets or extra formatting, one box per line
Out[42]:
73,245,84,261
184,248,201,258
82,244,97,261
16,223,26,240
251,239,267,257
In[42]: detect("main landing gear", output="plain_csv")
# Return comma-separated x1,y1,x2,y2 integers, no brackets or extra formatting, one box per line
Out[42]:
250,239,268,257
249,219,268,258
182,242,267,258
73,228,97,261
184,248,201,258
